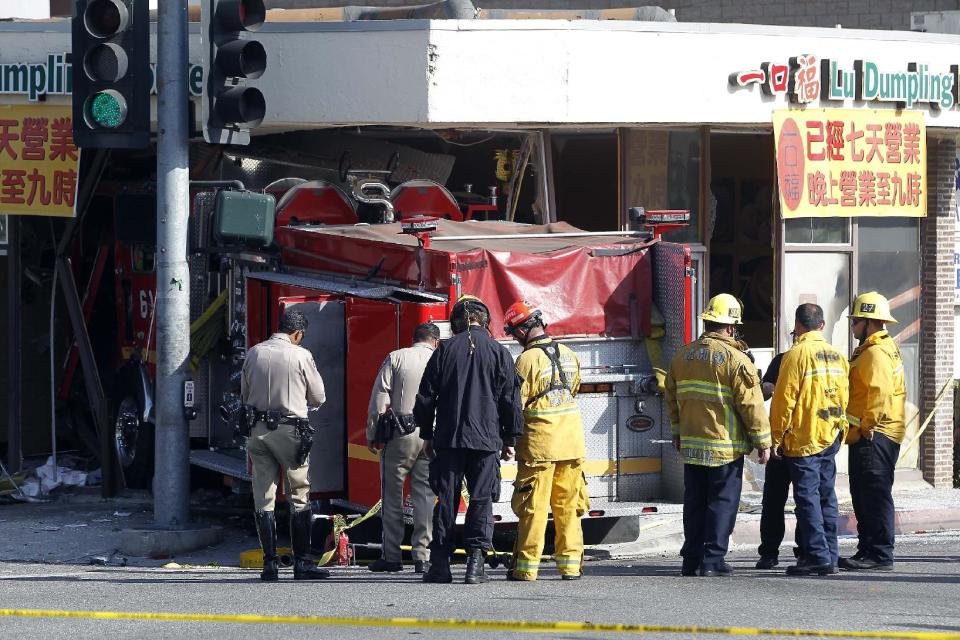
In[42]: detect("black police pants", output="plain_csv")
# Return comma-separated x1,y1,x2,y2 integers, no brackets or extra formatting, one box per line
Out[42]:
681,457,743,568
758,456,793,560
428,448,500,560
849,433,900,563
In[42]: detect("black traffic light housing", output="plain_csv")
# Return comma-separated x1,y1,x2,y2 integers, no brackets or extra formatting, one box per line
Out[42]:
71,0,150,149
201,0,268,145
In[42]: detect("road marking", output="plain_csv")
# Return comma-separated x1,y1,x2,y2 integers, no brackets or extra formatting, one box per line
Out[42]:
0,609,957,638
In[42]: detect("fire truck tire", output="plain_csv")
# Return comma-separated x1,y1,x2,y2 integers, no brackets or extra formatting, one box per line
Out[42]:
111,376,155,491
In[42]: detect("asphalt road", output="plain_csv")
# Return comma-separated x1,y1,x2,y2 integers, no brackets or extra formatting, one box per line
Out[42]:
0,533,958,640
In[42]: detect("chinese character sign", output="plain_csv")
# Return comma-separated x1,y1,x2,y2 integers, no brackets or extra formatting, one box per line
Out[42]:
774,109,926,218
0,104,79,218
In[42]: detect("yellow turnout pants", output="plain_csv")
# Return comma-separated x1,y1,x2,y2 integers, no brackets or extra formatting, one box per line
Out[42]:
511,459,588,580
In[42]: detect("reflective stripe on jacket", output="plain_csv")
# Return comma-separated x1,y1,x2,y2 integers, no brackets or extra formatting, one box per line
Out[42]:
515,335,586,462
664,332,771,467
846,330,906,445
769,331,849,457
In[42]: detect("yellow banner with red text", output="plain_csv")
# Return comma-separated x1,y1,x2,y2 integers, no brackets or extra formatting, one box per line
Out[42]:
0,104,79,218
774,109,926,218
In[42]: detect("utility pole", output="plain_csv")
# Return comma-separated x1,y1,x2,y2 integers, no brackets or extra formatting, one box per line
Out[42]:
154,0,191,528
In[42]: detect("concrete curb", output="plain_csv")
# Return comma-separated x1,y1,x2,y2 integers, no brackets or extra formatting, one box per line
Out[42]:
589,507,960,560
119,525,224,558
733,507,960,545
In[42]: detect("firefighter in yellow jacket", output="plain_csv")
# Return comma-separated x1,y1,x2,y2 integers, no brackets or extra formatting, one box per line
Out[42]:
770,303,848,576
840,292,906,572
665,294,772,577
504,301,588,581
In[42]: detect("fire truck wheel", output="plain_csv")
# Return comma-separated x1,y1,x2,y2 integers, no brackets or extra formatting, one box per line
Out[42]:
111,379,155,491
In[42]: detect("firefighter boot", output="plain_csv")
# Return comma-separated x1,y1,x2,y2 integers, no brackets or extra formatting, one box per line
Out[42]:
422,553,453,583
290,508,331,580
254,510,279,582
464,548,489,585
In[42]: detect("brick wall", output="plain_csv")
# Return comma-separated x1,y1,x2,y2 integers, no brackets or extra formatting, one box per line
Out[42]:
919,135,956,488
266,0,960,29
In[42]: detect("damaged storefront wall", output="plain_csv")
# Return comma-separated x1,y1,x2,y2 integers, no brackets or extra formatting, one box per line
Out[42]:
0,17,956,491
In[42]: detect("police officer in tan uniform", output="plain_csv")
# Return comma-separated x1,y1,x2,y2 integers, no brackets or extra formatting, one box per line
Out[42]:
243,309,330,582
366,323,440,574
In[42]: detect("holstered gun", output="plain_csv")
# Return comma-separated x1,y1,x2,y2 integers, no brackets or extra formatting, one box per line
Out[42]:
294,419,314,467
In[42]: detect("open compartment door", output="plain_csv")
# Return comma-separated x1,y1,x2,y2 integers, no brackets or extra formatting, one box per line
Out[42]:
345,297,400,507
279,295,347,496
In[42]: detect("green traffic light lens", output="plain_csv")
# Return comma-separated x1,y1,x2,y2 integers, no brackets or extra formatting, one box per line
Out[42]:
84,90,128,129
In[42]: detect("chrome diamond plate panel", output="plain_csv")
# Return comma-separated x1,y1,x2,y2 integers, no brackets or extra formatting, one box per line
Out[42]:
653,242,690,502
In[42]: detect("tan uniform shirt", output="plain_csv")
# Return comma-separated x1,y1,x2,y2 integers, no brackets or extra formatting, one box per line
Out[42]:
367,342,435,442
241,333,326,418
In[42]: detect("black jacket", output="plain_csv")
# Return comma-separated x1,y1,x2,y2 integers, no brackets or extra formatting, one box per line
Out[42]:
414,326,524,452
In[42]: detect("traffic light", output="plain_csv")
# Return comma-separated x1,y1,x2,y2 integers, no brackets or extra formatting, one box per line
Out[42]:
201,0,267,145
71,0,150,149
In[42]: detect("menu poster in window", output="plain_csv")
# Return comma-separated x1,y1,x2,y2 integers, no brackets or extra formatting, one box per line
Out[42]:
773,109,926,219
0,104,79,218
622,129,669,212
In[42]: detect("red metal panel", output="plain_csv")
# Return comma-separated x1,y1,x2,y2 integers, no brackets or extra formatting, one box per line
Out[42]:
276,227,455,292
345,297,400,506
392,181,463,221
245,279,270,348
275,181,358,227
398,301,448,347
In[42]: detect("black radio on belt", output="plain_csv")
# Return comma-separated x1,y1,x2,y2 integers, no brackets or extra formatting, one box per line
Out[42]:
253,410,308,431
260,410,283,430
375,409,418,444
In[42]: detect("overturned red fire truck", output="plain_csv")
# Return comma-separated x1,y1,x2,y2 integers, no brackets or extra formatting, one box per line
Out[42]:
68,171,692,543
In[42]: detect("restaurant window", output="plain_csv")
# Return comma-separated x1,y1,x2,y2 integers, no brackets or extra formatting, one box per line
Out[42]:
857,217,921,465
784,217,851,244
621,128,701,243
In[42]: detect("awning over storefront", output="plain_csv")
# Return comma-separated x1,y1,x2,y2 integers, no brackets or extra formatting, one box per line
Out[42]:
3,20,960,131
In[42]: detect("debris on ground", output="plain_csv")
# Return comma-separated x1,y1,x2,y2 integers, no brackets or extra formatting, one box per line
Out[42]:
90,551,128,567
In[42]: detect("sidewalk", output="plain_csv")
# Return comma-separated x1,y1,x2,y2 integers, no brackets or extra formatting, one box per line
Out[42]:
0,470,956,567
590,469,960,559
0,490,253,568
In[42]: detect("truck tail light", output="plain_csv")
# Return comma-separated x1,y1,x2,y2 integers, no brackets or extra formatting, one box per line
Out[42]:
579,383,613,394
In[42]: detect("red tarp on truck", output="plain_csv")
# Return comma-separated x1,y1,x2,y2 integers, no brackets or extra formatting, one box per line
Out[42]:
276,220,654,339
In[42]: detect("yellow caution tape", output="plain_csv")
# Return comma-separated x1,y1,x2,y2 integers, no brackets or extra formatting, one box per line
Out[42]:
896,378,956,466
0,609,958,639
314,500,383,567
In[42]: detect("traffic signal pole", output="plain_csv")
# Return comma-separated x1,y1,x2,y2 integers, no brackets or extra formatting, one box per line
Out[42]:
154,0,191,528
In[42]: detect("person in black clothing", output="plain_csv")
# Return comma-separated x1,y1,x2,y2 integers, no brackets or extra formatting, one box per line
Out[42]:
414,295,524,585
755,345,804,569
